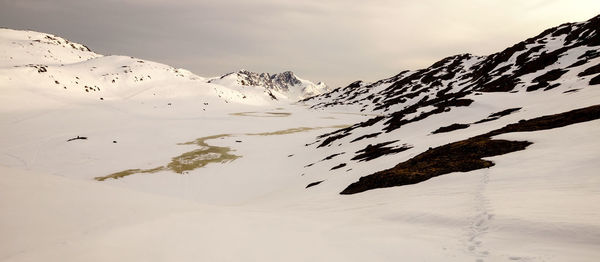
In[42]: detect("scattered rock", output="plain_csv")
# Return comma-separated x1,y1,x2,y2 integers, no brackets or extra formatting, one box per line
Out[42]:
350,132,381,143
590,74,600,85
306,180,324,188
67,136,87,142
474,107,522,124
351,141,412,162
331,163,347,170
578,63,600,77
432,123,470,134
321,152,345,161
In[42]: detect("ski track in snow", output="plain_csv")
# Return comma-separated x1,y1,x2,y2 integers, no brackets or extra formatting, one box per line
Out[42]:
467,169,492,262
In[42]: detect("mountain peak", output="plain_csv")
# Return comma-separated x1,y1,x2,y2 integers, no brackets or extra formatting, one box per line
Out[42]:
0,28,100,66
208,69,329,100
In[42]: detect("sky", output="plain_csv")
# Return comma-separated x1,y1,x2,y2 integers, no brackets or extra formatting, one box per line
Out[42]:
1,0,599,87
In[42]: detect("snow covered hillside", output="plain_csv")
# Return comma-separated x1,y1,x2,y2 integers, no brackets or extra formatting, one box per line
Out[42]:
303,15,599,114
0,28,297,108
300,14,600,193
208,69,330,101
0,28,97,66
1,15,600,262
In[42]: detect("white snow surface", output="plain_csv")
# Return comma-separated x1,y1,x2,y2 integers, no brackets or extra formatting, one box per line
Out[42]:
1,28,600,262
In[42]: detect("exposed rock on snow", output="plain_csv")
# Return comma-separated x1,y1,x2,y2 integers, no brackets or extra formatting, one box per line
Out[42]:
208,69,330,101
341,104,600,194
304,14,600,156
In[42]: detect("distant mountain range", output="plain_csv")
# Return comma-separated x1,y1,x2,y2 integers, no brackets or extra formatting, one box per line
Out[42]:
208,69,330,101
0,28,328,104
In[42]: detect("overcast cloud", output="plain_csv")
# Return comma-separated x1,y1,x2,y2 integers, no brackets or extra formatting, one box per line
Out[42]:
1,0,599,87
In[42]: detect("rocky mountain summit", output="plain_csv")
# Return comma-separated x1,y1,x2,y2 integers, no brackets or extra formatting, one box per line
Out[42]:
208,69,329,100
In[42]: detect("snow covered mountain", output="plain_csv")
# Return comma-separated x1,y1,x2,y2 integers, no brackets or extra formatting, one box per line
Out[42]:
298,14,600,194
0,28,299,108
303,15,599,113
1,15,600,262
208,69,330,101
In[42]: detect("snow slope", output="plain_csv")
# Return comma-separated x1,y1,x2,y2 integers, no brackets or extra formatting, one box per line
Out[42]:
2,118,598,262
298,15,600,194
1,15,600,262
0,29,97,66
